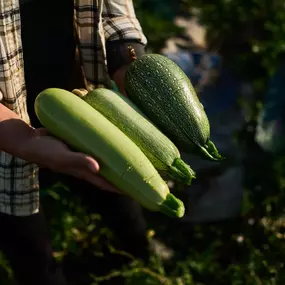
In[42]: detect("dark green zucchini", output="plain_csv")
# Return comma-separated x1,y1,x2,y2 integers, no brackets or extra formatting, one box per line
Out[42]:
125,47,224,161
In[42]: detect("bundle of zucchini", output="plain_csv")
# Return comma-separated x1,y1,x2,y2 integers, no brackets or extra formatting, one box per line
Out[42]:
34,48,223,219
73,88,195,185
35,88,185,218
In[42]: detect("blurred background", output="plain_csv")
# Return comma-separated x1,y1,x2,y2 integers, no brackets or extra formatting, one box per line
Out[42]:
2,0,285,284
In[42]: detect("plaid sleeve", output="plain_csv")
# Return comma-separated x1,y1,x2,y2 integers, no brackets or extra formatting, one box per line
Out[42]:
102,0,147,44
103,0,147,77
73,0,113,89
0,0,40,216
0,1,30,124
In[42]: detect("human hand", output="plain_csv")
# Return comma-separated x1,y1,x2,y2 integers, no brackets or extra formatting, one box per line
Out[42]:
19,128,120,193
112,65,129,96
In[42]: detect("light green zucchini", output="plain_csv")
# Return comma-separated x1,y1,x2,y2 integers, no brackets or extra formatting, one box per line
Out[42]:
34,88,185,218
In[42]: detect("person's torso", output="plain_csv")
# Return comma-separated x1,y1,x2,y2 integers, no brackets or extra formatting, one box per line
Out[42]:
0,0,110,124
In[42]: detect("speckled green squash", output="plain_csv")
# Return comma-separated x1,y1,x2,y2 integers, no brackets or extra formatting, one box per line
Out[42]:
125,53,223,161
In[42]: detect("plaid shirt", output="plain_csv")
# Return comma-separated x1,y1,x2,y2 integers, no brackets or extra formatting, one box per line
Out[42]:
0,0,147,216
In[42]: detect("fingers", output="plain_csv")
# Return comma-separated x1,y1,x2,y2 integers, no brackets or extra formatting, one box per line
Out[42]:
63,152,121,194
85,174,122,194
34,128,50,136
67,153,100,173
68,167,121,194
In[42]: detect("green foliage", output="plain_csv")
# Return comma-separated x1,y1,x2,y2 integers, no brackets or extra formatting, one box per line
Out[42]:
134,0,184,52
183,0,285,78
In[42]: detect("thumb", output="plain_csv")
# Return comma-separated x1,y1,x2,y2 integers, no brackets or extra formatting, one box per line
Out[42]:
66,152,100,174
34,128,50,137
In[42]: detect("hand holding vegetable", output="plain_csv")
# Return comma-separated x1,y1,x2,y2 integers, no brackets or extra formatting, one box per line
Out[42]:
0,103,119,194
34,88,185,218
19,128,120,193
112,65,128,96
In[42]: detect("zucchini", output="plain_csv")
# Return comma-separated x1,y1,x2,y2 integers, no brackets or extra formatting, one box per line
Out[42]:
125,47,224,161
72,87,195,185
34,88,185,218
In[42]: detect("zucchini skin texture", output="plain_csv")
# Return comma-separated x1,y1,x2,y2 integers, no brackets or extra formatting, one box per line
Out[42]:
125,53,224,161
34,88,185,218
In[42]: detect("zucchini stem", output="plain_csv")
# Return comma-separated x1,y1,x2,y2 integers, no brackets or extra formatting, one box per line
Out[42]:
128,45,137,61
159,193,185,218
169,158,196,185
72,88,88,98
200,140,225,161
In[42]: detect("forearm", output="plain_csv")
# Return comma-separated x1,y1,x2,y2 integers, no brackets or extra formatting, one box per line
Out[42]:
0,103,35,157
106,41,146,80
103,0,147,84
107,41,146,95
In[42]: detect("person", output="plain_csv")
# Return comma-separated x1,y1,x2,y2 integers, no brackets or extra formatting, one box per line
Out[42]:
0,0,149,284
